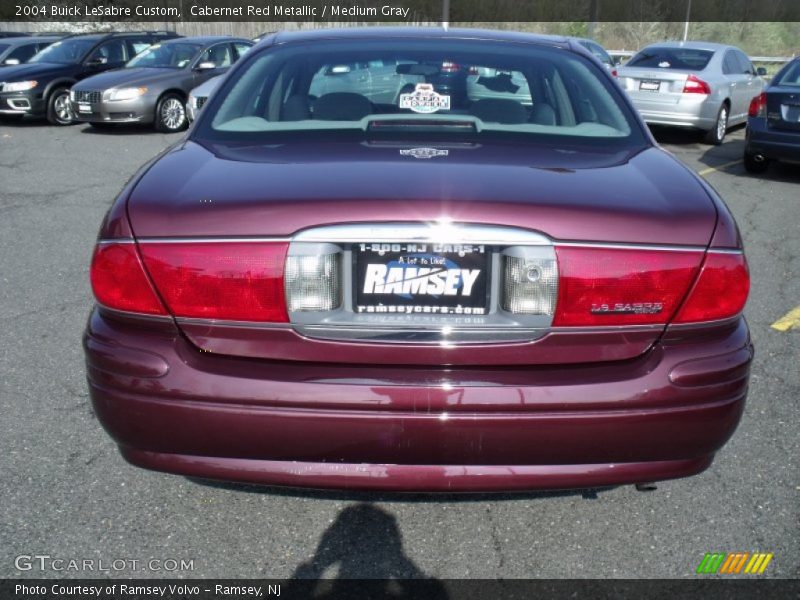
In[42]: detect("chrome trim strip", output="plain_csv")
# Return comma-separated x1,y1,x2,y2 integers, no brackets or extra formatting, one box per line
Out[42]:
97,304,173,322
550,324,666,333
112,237,742,255
706,248,745,255
554,241,707,252
665,315,743,330
134,237,292,244
293,223,552,246
294,324,547,344
175,317,292,329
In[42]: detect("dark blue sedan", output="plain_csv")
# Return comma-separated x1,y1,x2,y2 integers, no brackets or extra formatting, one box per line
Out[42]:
744,57,800,173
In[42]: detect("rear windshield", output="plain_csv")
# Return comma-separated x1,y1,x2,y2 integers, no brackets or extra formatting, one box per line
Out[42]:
127,42,203,69
194,38,644,147
774,60,800,87
627,47,714,70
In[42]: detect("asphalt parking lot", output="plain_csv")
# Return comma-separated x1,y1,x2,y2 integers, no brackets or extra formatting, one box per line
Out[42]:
0,119,797,580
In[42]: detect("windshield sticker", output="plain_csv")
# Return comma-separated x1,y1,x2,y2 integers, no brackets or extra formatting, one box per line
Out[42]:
399,83,451,114
400,148,449,159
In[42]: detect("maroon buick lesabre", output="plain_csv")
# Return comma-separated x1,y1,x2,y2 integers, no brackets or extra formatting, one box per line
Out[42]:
84,27,752,492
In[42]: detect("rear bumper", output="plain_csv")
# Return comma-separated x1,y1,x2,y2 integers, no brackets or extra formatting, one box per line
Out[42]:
84,308,752,491
630,95,718,130
746,119,800,162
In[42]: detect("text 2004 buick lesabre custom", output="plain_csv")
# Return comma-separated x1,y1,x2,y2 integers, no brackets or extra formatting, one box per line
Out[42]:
84,28,752,492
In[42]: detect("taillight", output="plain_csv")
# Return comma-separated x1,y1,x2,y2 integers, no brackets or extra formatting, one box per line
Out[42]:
748,92,766,118
90,243,167,315
139,242,289,322
552,247,703,326
683,74,711,95
673,252,749,323
502,255,558,315
285,253,341,312
611,69,618,78
441,61,460,73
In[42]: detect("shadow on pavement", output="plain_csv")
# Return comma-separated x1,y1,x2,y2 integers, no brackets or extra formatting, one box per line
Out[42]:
282,503,449,597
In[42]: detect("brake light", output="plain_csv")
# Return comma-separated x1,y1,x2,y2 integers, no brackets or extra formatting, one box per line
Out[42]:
441,61,460,73
748,92,766,118
611,69,618,78
138,242,289,322
673,252,749,323
552,247,703,326
682,74,711,95
90,243,167,315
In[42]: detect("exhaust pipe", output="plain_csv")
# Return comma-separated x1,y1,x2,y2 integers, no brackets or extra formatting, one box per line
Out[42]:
753,153,766,163
635,482,658,492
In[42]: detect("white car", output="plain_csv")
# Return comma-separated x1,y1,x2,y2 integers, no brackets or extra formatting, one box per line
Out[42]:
187,74,222,122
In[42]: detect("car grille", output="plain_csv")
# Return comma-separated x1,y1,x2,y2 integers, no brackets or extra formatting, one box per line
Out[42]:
73,90,102,104
196,97,207,109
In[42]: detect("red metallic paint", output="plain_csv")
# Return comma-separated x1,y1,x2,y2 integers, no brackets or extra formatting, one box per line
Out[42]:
85,308,751,490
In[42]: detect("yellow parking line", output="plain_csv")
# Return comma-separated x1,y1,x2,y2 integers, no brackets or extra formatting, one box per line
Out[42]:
771,306,800,332
698,159,743,177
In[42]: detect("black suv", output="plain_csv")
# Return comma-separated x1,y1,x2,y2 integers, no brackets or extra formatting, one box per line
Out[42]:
0,31,179,124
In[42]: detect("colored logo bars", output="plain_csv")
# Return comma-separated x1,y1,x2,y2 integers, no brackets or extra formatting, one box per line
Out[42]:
697,552,774,574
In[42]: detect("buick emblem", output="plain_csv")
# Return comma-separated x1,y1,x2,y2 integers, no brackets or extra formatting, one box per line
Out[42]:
399,148,450,160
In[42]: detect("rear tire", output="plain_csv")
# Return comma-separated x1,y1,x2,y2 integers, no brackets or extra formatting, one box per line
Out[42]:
154,93,187,133
46,87,73,125
704,104,728,145
744,150,769,174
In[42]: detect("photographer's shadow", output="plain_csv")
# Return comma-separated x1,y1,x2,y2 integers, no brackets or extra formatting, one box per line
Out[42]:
285,503,448,599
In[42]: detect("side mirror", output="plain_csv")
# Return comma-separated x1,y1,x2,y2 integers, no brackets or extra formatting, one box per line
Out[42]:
756,67,767,77
195,61,216,71
4,58,20,65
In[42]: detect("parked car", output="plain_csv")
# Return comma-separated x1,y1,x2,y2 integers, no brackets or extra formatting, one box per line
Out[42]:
743,57,800,173
0,36,62,68
574,37,617,75
187,74,222,122
617,41,765,144
0,31,179,124
85,28,751,492
70,36,253,132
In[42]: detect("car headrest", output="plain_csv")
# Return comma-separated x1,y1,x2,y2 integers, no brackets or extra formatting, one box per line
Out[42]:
313,92,372,121
283,95,311,121
529,103,557,126
469,99,528,124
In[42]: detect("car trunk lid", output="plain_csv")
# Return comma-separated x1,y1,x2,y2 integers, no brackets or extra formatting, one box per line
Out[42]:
124,140,718,366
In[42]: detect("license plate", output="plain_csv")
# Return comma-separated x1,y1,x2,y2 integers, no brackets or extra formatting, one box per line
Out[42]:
77,103,91,113
354,243,490,316
639,80,661,92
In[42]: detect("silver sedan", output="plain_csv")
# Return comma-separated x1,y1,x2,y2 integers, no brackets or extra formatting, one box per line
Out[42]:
617,41,764,144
